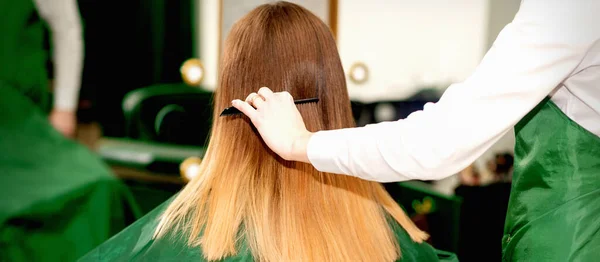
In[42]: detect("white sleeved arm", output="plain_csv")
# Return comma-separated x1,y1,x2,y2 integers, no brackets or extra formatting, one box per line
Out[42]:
307,0,598,182
34,0,83,111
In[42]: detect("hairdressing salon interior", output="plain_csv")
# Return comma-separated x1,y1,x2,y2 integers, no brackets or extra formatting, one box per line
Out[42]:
2,0,522,261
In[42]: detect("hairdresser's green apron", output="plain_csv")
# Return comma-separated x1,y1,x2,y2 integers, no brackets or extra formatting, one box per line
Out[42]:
502,99,600,261
0,1,142,261
78,197,458,262
0,0,49,110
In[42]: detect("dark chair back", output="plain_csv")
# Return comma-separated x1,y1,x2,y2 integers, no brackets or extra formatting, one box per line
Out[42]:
122,83,213,146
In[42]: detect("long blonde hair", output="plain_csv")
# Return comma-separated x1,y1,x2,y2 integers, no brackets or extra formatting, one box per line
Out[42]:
155,2,428,261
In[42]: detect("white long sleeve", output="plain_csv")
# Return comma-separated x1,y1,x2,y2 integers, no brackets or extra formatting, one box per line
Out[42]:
34,0,83,111
307,0,600,182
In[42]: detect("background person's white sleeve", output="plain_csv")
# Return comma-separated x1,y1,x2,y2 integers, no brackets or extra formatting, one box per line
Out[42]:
35,0,83,111
307,0,597,182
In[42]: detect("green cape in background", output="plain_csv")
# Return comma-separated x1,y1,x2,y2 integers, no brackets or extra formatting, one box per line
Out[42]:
0,84,141,261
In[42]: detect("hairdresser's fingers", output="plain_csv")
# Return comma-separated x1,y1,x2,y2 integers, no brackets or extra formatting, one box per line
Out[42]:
277,91,294,102
232,99,258,119
245,93,265,108
245,93,259,105
252,95,266,109
257,87,274,100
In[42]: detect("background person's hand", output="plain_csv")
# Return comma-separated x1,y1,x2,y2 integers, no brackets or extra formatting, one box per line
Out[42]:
232,87,312,162
49,109,76,138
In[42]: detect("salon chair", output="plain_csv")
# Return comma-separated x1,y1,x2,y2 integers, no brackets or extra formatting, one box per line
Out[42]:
99,83,211,171
122,83,212,146
97,83,212,213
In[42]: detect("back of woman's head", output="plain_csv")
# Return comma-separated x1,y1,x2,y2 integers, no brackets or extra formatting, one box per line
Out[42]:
156,2,428,261
216,1,353,135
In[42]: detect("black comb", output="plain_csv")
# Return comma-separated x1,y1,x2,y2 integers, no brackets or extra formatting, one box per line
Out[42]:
219,97,319,116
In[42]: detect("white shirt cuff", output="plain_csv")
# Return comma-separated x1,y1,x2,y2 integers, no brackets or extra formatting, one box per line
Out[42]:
307,130,346,175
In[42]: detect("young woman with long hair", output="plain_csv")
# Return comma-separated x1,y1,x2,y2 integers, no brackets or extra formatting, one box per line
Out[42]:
80,2,454,261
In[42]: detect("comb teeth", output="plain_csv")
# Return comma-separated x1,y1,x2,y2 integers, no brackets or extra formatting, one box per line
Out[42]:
220,106,241,116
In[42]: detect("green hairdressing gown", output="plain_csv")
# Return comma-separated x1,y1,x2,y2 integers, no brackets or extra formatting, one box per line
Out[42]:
0,1,141,261
78,197,458,262
502,99,600,261
0,0,48,110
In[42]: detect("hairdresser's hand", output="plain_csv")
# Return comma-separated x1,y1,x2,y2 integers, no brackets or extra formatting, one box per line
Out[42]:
232,87,312,163
49,109,76,138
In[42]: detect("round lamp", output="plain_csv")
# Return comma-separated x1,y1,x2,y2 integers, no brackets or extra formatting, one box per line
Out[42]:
180,58,205,86
180,156,203,182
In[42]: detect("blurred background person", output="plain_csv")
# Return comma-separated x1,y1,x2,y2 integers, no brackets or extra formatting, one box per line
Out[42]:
0,0,82,136
0,1,140,261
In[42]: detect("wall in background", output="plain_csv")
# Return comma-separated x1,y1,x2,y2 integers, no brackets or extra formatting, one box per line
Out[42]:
485,0,521,50
197,0,219,91
338,0,489,103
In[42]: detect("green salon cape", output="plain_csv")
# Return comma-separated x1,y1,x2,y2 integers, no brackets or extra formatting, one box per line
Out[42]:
502,99,600,261
79,197,458,262
0,0,141,260
79,200,458,262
